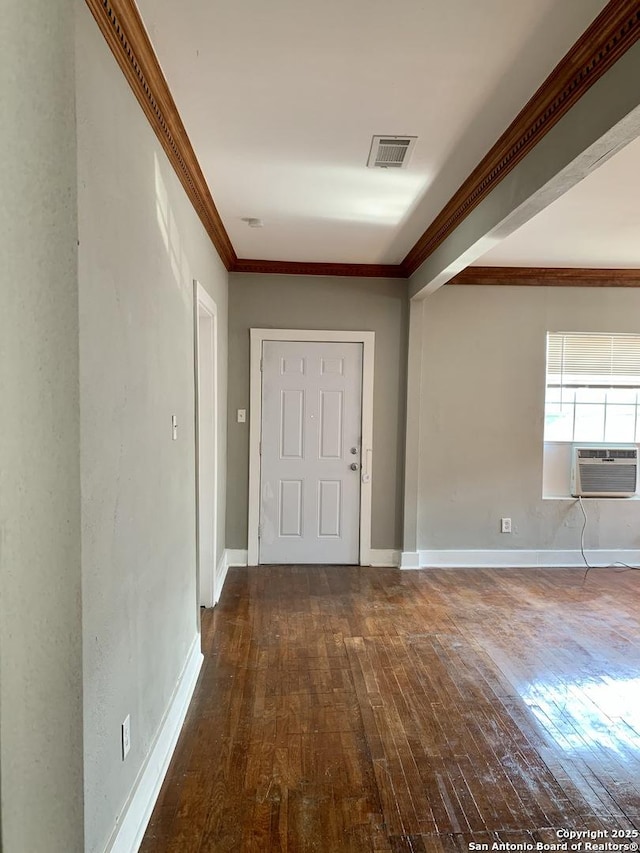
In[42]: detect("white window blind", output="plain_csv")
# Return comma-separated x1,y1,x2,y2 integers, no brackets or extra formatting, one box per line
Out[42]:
547,333,640,386
545,332,640,443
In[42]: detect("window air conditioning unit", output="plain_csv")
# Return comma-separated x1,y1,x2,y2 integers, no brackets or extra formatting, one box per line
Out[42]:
571,445,638,497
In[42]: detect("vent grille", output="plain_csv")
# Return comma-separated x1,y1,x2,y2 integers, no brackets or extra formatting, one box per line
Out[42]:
367,135,417,169
578,448,637,459
579,464,637,493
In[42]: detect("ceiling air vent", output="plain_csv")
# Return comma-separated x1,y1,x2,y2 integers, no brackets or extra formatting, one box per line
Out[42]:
367,135,417,169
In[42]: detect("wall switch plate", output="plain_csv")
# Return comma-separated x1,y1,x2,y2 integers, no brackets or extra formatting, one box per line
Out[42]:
171,414,178,440
237,409,246,423
500,517,512,534
122,714,131,760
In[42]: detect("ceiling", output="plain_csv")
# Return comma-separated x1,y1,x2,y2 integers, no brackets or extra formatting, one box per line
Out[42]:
477,132,640,269
135,0,608,266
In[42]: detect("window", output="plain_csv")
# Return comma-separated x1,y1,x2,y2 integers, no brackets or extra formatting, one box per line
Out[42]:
545,332,640,443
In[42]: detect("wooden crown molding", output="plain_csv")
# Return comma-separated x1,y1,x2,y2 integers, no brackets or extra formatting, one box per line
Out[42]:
87,1,640,283
85,0,236,270
403,0,640,277
449,266,640,287
231,258,406,278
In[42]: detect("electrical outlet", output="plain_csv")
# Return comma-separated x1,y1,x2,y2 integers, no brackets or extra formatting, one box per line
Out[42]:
501,517,512,534
122,714,131,760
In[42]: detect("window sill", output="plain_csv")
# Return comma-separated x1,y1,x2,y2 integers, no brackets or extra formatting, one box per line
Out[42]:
542,494,640,501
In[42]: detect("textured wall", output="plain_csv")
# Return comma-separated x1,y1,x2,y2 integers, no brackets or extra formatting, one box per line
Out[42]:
227,273,408,551
416,285,640,551
76,5,228,850
0,1,84,850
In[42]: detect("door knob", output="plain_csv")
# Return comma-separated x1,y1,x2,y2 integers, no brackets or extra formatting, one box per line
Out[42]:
350,462,359,471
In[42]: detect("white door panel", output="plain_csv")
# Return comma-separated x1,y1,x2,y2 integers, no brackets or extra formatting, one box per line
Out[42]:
260,340,362,564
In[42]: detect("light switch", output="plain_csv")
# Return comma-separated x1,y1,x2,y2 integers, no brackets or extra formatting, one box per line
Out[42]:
237,409,246,423
171,414,178,440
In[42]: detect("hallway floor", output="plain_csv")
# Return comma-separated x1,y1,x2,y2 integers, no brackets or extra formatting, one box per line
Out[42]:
141,565,640,852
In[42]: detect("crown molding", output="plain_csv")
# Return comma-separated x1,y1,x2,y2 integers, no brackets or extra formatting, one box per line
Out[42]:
86,1,640,282
232,258,406,279
403,0,640,277
84,0,236,270
449,266,640,287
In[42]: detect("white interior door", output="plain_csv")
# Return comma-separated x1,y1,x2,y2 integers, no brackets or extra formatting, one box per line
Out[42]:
259,340,363,564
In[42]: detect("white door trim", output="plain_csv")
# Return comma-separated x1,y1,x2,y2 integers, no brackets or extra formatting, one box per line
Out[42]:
194,280,219,607
248,329,375,566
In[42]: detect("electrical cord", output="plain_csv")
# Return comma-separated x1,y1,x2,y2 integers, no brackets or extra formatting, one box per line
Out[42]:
578,496,593,577
577,495,640,582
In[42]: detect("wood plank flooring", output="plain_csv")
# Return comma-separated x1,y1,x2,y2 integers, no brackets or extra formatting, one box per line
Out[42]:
141,566,640,852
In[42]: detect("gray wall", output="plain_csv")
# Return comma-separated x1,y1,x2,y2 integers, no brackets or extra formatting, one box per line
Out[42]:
0,1,84,850
76,5,228,851
416,285,640,551
228,273,408,551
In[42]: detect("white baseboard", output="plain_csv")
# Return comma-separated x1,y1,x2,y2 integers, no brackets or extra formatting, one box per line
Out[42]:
214,550,229,604
106,635,203,853
216,547,639,571
366,549,401,567
400,551,420,569
400,549,640,569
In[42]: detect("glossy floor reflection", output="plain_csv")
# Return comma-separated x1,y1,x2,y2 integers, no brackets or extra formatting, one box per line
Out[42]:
141,566,640,852
523,675,640,756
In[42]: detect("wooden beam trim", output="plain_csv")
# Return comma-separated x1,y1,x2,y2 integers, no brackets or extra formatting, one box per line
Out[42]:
232,259,407,279
403,1,640,276
84,0,236,270
449,266,640,287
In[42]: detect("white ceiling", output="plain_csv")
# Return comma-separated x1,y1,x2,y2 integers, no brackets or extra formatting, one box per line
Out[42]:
478,133,640,268
136,0,608,265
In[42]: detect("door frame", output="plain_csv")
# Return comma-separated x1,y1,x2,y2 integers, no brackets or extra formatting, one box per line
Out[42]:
194,280,219,607
248,328,375,566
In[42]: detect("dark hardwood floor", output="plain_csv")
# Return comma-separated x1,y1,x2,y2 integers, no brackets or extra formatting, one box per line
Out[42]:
140,566,640,852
